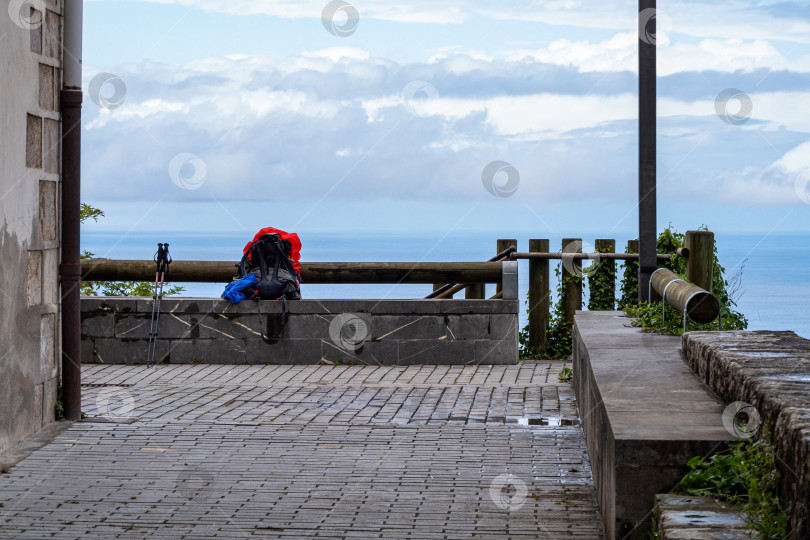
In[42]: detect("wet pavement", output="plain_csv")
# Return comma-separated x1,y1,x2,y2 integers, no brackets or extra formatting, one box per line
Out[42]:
0,363,605,538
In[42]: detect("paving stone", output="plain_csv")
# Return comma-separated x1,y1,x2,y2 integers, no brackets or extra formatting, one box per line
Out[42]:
0,362,604,538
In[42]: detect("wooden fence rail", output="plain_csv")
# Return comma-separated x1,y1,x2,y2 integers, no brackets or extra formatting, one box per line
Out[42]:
502,230,711,353
81,260,504,285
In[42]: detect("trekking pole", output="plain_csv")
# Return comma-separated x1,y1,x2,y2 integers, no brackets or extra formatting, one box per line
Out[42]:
147,243,170,366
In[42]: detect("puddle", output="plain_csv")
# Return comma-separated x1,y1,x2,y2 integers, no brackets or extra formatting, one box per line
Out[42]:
733,351,794,358
762,373,810,383
668,510,746,527
516,417,581,427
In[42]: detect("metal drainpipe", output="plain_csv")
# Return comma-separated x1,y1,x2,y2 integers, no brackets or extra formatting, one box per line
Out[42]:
60,0,83,421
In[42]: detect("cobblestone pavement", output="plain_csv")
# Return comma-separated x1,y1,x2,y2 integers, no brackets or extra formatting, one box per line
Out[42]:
0,363,605,539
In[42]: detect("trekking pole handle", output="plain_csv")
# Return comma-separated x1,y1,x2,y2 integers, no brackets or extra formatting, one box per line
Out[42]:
153,243,172,275
154,243,164,273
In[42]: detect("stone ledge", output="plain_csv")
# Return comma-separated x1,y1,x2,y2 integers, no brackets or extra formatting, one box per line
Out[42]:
682,330,810,540
655,494,754,540
81,297,518,365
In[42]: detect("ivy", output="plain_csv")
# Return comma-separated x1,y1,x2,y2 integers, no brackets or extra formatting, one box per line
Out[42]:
621,224,747,334
519,263,578,359
519,225,748,358
675,436,790,540
587,244,616,311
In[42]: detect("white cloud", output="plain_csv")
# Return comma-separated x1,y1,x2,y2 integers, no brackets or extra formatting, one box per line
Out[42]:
506,33,800,75
80,50,810,211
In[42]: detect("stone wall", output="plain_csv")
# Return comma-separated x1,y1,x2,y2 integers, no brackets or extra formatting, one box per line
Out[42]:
0,1,63,452
81,298,519,365
682,331,810,540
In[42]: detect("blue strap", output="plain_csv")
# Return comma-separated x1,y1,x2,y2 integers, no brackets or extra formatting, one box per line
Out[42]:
221,273,258,303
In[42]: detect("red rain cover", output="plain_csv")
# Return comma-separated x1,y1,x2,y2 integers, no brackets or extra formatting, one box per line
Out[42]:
243,227,302,275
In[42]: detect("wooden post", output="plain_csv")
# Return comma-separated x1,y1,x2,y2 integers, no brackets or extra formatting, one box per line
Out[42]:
684,230,714,292
638,0,657,302
589,239,616,311
495,239,517,295
465,283,485,299
561,238,582,330
528,239,549,351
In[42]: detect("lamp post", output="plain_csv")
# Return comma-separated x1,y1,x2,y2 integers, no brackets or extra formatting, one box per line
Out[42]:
638,0,657,301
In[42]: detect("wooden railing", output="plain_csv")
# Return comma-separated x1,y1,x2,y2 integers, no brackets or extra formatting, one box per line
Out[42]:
81,230,713,351
81,260,504,285
495,230,712,352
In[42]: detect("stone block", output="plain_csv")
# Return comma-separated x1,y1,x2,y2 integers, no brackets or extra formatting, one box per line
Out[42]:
321,339,398,366
43,10,61,59
43,378,57,425
38,180,57,244
489,314,517,340
195,313,265,340
284,314,331,339
655,494,753,540
372,315,448,340
441,299,518,315
39,312,55,374
446,314,489,340
114,312,193,339
29,9,42,54
41,249,59,304
26,250,42,307
367,300,445,315
168,339,248,364
33,383,44,431
398,340,474,365
42,120,60,174
81,312,114,338
245,338,322,364
26,114,42,169
90,338,169,364
38,64,54,110
474,339,517,365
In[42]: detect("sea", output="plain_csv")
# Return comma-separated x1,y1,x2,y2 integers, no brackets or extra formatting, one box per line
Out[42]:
82,231,810,339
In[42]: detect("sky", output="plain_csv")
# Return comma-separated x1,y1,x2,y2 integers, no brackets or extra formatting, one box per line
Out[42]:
80,0,810,237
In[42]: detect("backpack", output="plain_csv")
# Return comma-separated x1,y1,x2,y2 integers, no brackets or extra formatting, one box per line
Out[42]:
235,233,301,301
222,230,302,341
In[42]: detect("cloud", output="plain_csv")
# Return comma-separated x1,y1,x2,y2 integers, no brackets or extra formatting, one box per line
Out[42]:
81,48,810,212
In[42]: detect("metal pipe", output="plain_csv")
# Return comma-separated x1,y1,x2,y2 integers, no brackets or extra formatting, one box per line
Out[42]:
510,248,687,261
650,268,719,324
63,1,83,88
426,246,515,299
81,259,504,284
60,0,84,421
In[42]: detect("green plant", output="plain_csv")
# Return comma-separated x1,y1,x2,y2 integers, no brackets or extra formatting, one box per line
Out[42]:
80,204,184,298
675,438,790,539
557,366,573,383
622,224,747,334
587,245,616,311
619,242,639,308
55,384,64,420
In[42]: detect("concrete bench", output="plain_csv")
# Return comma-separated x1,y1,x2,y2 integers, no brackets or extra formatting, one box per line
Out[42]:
573,311,735,540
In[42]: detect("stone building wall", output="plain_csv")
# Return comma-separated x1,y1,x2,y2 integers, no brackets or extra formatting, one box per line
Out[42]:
0,0,63,452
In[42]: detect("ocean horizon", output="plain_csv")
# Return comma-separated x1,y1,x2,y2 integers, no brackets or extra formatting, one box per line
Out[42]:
82,230,810,339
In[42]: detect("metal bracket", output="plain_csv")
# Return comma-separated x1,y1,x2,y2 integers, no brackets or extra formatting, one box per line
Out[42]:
661,278,685,323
